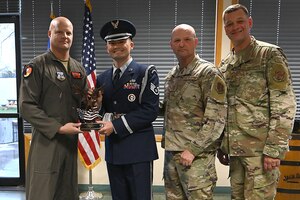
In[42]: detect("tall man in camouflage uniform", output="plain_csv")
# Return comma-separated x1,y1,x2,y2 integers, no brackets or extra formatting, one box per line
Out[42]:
161,24,227,200
217,4,297,200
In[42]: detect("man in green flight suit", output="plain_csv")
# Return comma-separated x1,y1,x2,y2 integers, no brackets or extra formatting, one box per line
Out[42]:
19,17,87,200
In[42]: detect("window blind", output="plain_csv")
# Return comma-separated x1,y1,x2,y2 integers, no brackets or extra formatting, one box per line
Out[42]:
0,0,20,13
239,0,300,119
19,0,216,133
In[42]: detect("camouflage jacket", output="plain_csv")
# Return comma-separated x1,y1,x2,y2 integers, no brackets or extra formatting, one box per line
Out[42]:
162,54,227,156
219,37,296,159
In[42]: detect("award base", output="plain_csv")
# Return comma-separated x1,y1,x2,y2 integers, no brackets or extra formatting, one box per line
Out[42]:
79,186,103,200
80,123,103,131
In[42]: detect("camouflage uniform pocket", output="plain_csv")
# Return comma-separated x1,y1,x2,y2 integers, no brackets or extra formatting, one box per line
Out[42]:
252,169,279,199
185,154,217,191
253,169,279,189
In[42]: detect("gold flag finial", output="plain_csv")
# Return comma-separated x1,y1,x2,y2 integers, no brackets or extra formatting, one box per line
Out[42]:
85,0,92,12
50,2,55,19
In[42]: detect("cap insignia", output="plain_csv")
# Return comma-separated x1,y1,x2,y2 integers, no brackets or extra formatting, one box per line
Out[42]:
111,20,119,29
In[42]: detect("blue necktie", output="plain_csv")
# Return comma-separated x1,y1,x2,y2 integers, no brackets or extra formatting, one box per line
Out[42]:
113,68,121,85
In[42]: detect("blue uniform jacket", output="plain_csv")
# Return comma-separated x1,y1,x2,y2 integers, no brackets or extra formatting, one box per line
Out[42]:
96,60,159,164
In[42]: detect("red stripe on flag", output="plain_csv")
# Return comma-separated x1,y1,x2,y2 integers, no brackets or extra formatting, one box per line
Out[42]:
78,131,101,167
78,137,92,166
84,131,100,160
91,71,96,84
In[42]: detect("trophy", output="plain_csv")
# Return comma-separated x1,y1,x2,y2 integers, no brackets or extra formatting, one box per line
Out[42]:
77,87,103,131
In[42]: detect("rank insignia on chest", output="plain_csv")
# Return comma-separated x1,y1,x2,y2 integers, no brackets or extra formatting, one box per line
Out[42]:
123,79,140,89
56,71,66,81
23,65,33,78
71,71,83,79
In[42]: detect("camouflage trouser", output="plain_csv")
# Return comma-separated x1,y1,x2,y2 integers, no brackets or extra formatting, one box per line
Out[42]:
163,151,217,200
230,156,280,200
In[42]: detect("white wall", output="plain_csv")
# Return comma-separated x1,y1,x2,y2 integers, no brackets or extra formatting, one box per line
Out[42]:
78,141,230,187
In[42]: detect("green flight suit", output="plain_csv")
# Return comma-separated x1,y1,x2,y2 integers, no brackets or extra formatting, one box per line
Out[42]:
19,51,87,200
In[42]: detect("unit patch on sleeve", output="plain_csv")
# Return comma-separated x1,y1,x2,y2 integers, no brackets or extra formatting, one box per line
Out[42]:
269,64,289,90
150,83,159,95
23,65,33,78
211,75,226,102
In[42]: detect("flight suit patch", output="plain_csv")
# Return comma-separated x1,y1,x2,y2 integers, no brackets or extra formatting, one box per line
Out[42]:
23,65,33,78
71,71,83,79
56,72,66,81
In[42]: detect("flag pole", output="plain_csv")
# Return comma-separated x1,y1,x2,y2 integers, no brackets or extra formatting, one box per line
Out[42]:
79,169,103,200
78,0,103,199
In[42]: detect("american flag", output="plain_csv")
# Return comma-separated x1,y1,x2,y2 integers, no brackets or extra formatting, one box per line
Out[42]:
78,0,101,170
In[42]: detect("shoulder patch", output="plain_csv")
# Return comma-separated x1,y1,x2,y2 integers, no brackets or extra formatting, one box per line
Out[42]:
23,65,33,78
211,75,226,102
269,63,289,90
148,65,157,75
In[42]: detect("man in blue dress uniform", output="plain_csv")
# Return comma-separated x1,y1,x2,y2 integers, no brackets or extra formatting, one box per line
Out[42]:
96,19,159,200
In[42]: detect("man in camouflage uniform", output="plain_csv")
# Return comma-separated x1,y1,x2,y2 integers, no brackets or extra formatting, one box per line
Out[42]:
217,4,297,200
161,24,227,200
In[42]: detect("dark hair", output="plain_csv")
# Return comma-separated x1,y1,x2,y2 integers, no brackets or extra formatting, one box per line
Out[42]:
223,4,249,19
